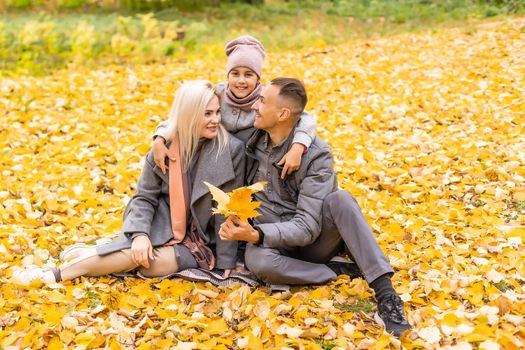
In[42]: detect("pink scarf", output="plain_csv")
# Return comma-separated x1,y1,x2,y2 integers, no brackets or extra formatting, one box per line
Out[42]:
223,82,262,110
166,137,215,270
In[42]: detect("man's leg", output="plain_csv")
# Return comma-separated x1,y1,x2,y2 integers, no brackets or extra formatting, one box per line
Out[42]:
319,190,411,337
296,207,343,263
244,190,370,285
317,190,394,283
244,244,337,285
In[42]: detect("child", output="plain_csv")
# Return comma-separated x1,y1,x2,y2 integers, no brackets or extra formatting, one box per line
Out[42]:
152,35,317,180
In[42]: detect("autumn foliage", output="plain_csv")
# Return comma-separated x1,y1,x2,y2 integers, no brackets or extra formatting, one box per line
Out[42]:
0,18,524,349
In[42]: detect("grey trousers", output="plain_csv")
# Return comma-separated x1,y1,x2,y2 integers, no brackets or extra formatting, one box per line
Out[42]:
245,190,394,285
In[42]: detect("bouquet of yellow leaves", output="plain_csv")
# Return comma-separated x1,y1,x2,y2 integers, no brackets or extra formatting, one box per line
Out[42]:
203,181,267,222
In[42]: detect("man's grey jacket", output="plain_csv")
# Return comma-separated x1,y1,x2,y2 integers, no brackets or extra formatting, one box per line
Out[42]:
245,128,338,249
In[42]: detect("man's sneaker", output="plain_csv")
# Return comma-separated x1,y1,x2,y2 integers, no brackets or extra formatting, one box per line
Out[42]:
11,267,56,286
326,256,363,279
374,293,412,337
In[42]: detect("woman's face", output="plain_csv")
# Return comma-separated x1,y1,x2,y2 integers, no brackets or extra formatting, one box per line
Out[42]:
227,67,258,98
199,95,221,139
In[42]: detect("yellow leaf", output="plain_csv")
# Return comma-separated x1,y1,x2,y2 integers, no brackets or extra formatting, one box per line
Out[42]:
204,181,266,221
204,181,230,213
226,187,262,222
74,332,96,345
43,309,63,326
206,318,229,336
247,333,264,350
48,337,65,350
465,324,493,342
374,334,391,350
109,340,124,350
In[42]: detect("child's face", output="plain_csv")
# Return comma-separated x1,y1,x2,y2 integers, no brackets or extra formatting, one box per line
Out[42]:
228,67,258,98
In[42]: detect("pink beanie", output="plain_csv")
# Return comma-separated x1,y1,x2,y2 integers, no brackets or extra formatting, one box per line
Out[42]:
225,35,266,78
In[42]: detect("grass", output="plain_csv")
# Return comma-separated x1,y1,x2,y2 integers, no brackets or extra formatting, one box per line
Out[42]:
334,299,377,313
515,201,525,211
86,290,102,308
491,280,515,292
315,339,337,350
1,0,524,76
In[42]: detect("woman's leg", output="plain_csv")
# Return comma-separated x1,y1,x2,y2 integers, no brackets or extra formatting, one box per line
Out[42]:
12,245,196,285
59,246,185,281
138,246,179,277
59,248,139,281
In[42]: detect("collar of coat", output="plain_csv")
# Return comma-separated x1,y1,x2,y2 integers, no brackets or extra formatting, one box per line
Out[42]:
245,128,296,184
246,128,296,156
151,139,235,206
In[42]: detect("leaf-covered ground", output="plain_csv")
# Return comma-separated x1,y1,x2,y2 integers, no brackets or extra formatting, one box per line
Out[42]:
1,18,524,350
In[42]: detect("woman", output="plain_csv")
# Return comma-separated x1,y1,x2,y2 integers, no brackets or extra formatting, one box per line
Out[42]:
152,35,317,180
12,80,245,285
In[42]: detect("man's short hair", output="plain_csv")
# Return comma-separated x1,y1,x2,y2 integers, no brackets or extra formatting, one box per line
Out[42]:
270,77,308,118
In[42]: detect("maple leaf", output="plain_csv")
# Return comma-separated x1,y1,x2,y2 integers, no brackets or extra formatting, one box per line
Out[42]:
204,181,266,222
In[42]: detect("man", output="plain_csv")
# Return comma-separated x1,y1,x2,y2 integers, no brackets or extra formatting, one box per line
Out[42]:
219,77,411,337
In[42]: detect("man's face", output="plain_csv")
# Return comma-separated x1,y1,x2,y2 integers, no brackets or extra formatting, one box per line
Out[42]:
251,84,283,131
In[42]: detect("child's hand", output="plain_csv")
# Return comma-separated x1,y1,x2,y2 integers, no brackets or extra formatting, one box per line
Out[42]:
277,143,305,179
152,137,171,174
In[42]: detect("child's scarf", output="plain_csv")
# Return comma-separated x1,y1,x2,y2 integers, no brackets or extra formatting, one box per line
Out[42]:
223,82,262,110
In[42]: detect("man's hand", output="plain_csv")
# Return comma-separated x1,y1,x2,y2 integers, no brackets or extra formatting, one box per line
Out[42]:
152,137,174,174
131,235,154,268
277,143,305,179
219,216,260,244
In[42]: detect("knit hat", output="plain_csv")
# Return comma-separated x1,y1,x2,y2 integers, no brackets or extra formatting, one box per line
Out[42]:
224,35,266,78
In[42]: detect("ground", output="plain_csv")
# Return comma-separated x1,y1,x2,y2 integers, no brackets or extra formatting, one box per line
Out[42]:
0,17,524,350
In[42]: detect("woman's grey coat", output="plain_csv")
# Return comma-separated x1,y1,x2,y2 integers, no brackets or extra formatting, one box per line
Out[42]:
96,136,246,269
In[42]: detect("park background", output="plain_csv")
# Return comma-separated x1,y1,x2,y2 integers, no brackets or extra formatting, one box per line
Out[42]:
0,0,524,349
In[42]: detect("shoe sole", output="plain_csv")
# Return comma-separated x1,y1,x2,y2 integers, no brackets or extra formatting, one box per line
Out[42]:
59,243,89,262
59,238,113,262
374,312,390,335
329,255,355,263
374,311,411,338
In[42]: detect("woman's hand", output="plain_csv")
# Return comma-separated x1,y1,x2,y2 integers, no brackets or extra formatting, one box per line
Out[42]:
131,235,154,268
277,143,305,179
153,137,171,174
223,265,247,278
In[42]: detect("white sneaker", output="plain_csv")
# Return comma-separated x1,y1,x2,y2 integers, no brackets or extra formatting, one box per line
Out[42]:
59,243,89,262
60,239,111,262
11,267,56,286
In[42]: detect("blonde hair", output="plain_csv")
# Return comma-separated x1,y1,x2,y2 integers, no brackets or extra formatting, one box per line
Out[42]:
166,80,229,171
